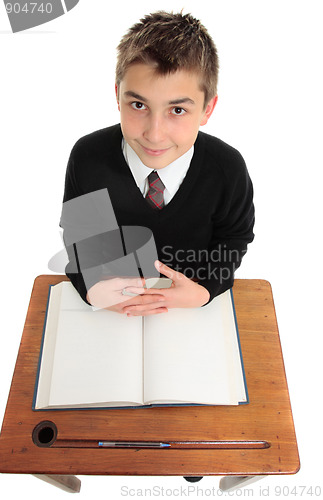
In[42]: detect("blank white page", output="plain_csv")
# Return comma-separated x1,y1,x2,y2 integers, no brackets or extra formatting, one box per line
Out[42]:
143,290,244,405
44,283,143,407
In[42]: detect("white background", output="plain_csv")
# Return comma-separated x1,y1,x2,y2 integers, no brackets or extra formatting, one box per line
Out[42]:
0,0,322,498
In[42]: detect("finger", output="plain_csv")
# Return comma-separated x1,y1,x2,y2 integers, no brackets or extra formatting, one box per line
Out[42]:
126,288,172,304
122,286,146,295
122,298,166,314
119,293,164,307
131,294,166,306
123,288,167,300
126,307,168,317
154,260,185,283
103,291,153,310
117,276,145,289
124,286,161,295
123,303,166,314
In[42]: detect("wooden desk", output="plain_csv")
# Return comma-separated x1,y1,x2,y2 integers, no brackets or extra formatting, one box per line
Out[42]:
0,276,299,493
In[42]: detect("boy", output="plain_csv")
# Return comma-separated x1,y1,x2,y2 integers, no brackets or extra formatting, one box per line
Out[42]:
61,11,255,316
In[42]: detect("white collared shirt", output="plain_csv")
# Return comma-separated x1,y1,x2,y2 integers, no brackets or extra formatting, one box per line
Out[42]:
122,140,194,205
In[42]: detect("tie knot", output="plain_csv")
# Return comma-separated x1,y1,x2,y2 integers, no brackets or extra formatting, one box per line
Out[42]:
147,170,163,187
146,171,165,209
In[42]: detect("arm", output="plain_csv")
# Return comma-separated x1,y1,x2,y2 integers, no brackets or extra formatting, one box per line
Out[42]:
123,152,255,315
61,139,170,311
61,141,91,304
196,151,255,302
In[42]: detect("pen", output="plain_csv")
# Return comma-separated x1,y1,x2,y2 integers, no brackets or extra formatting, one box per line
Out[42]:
98,441,170,448
49,439,269,449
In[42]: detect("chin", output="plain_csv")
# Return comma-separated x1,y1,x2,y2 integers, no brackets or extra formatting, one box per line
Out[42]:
142,157,171,169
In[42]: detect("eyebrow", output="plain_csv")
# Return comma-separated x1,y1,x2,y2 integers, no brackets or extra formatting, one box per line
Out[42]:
124,91,195,106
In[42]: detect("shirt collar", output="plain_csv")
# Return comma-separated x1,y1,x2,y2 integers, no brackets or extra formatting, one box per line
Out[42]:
122,140,194,196
123,140,151,190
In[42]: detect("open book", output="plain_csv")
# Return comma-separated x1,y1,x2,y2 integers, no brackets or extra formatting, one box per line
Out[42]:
33,282,248,410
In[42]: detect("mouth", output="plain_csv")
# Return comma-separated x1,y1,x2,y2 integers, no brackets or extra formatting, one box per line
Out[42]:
140,144,172,157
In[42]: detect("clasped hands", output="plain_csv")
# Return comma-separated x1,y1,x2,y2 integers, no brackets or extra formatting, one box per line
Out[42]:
86,260,210,316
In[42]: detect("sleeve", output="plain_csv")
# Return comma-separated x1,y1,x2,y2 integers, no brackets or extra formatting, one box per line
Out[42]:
198,153,255,303
60,139,149,305
60,142,116,304
60,142,92,303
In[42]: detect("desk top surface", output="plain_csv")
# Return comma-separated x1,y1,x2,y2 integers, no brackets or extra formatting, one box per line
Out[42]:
0,276,300,476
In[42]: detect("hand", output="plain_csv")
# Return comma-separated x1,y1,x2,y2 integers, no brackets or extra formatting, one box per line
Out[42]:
122,260,210,316
86,277,167,314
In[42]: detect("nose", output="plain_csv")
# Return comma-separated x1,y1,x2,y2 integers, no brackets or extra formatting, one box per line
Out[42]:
143,114,166,144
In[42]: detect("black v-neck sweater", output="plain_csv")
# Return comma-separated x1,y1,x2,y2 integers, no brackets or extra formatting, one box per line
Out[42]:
62,124,255,304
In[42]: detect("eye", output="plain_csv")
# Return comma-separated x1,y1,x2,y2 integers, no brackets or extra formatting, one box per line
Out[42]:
131,101,147,110
171,107,186,116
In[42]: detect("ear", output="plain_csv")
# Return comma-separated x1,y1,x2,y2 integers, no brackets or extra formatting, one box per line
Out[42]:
200,95,218,126
115,84,120,111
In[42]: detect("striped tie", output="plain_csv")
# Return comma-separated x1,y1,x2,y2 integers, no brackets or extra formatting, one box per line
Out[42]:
145,171,165,210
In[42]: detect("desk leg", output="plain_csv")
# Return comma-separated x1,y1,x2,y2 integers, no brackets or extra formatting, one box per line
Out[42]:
32,474,81,493
219,475,267,492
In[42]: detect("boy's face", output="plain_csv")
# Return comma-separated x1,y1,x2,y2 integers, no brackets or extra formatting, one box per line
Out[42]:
116,63,217,169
